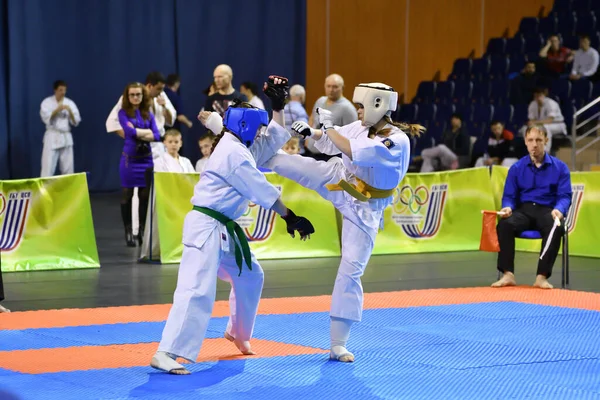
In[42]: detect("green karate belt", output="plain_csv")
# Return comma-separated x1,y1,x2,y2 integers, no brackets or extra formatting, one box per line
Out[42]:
192,206,252,276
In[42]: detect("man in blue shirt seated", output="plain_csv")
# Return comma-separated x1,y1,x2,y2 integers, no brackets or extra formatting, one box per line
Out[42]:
493,126,572,289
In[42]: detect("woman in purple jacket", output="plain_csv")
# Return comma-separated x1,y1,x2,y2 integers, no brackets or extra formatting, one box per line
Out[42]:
118,82,161,247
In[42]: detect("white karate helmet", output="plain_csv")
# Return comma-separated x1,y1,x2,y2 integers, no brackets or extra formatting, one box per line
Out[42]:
352,83,398,127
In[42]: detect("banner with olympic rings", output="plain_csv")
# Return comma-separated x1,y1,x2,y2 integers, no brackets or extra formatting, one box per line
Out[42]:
491,166,599,257
372,168,496,255
153,171,340,264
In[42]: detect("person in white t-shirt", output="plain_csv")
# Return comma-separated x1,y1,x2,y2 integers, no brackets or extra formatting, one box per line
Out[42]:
569,35,599,80
140,129,195,260
519,88,566,152
240,81,266,110
195,133,216,173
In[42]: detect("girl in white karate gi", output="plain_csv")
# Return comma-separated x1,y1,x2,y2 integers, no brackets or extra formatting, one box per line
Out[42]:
266,83,423,363
151,77,315,375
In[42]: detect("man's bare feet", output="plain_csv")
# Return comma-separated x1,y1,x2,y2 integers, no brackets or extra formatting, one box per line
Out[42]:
533,275,553,289
491,271,517,287
224,332,256,355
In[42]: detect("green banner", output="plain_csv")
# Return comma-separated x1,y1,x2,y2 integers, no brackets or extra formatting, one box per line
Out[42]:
0,173,99,272
154,172,341,264
373,168,496,254
491,165,600,257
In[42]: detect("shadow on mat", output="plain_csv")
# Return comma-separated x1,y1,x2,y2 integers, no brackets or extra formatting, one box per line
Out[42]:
128,359,247,397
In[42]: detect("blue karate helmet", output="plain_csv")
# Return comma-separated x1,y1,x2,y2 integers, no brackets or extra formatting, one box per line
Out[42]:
223,105,269,147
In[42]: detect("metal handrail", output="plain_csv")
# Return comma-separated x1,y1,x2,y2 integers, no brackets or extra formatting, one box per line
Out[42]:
571,96,600,170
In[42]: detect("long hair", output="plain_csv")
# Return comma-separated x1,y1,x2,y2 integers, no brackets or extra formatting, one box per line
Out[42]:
368,115,426,138
210,101,256,154
121,83,152,120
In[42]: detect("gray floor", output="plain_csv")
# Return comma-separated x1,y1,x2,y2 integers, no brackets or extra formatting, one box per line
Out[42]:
2,193,599,312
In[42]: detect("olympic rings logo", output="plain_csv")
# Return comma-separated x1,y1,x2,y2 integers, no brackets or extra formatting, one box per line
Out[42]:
393,185,429,214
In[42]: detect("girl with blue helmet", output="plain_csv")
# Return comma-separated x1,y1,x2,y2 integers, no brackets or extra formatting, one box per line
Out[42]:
151,76,315,375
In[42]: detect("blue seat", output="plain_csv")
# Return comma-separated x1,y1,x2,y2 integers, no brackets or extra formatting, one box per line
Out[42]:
512,104,529,127
434,81,455,104
455,104,473,122
552,0,572,14
449,58,472,80
472,104,494,123
486,38,506,55
576,12,596,35
591,31,600,50
396,104,418,122
523,34,544,53
571,79,593,103
592,83,600,100
494,104,514,123
551,80,571,105
489,56,509,80
436,104,455,124
562,35,580,50
451,80,473,105
471,80,490,104
466,120,486,138
508,54,526,74
562,103,575,131
518,17,539,35
427,120,445,145
413,81,436,103
539,17,557,34
557,12,577,37
417,103,436,122
412,131,435,156
490,79,510,105
525,52,539,64
506,37,525,55
471,58,490,81
572,0,591,12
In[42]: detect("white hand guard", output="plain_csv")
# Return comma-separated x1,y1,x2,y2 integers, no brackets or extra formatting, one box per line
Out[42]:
316,107,334,132
204,112,223,135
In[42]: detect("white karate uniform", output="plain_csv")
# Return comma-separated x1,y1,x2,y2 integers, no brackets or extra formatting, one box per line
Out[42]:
40,96,81,177
106,92,177,235
157,120,290,362
266,121,411,322
195,157,209,173
140,153,196,260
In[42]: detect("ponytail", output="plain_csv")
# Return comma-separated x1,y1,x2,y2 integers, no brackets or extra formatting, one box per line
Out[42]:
383,115,425,137
210,128,227,155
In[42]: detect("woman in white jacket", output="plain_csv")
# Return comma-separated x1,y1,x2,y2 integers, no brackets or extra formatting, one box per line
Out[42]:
150,76,315,375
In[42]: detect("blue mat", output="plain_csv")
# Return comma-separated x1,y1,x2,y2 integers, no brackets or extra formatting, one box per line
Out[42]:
1,301,600,399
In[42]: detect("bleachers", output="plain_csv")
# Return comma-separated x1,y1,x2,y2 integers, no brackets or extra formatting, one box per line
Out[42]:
399,0,600,164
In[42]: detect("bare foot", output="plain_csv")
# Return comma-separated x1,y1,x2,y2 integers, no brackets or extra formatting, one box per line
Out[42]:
0,304,10,313
330,346,355,362
150,352,190,375
224,332,256,355
533,275,553,289
491,272,517,287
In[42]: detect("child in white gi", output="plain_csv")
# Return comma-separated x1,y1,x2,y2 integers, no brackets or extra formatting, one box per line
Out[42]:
266,83,424,363
151,76,315,375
